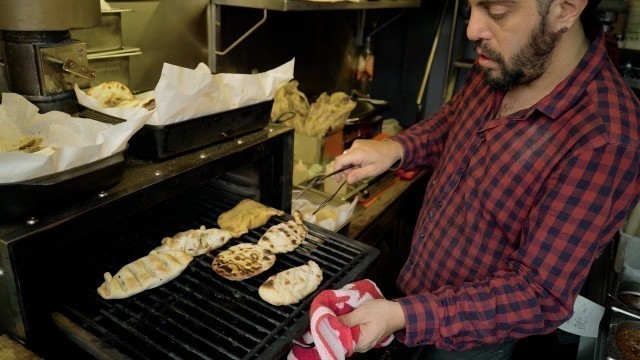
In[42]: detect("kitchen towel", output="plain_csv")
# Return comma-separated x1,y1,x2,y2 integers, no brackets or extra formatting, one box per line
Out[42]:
288,279,394,360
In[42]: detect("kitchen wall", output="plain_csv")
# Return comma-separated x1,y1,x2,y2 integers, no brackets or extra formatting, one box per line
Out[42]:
214,3,447,127
109,0,209,91
0,0,449,127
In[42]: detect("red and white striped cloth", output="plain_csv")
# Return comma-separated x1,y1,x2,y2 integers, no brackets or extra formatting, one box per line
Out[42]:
288,279,394,360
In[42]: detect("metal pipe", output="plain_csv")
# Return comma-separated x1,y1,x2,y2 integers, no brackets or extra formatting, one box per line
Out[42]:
443,0,460,101
416,0,451,118
215,9,268,56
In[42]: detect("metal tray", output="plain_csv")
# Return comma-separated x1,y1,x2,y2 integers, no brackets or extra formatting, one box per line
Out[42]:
613,281,640,315
82,100,273,159
605,310,640,360
0,147,127,220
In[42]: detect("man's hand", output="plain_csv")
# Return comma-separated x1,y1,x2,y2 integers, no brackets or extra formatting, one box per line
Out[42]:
338,299,406,353
334,139,403,184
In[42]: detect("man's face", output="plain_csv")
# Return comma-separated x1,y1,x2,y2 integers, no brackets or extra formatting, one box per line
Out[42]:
466,0,561,90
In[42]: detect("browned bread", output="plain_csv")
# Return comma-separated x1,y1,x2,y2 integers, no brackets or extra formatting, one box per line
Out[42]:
217,199,284,238
257,210,307,253
258,260,322,306
151,226,232,256
211,243,275,281
97,250,193,299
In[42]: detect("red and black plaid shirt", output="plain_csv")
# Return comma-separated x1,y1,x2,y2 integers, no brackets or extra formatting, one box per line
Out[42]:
392,25,640,351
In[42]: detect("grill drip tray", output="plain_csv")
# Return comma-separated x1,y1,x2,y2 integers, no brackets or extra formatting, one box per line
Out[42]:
50,183,378,360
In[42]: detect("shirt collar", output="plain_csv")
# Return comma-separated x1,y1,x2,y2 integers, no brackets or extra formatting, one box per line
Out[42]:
533,21,608,119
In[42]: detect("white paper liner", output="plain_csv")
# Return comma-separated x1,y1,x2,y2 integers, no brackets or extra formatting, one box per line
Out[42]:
0,93,146,183
292,196,358,231
75,59,295,127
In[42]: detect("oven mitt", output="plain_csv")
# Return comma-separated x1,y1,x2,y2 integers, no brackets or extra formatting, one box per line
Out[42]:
287,279,394,360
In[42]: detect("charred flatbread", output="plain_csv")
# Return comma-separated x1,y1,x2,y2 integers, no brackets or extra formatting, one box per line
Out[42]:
258,260,323,306
151,226,232,256
257,210,307,253
211,243,275,281
217,199,285,238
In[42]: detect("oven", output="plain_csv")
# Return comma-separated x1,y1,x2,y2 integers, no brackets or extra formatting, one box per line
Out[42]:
0,125,379,359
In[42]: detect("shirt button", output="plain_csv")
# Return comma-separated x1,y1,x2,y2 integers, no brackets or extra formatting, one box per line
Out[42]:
429,211,434,220
431,180,436,186
437,201,443,208
456,168,463,176
408,260,414,266
478,133,485,139
419,233,425,238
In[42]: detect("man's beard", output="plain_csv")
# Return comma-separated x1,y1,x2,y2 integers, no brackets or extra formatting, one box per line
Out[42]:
473,17,561,90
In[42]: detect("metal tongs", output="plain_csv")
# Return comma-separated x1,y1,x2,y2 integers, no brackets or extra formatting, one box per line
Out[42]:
296,164,357,215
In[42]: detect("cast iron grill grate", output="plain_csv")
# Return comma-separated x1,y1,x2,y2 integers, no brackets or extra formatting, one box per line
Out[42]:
52,183,378,360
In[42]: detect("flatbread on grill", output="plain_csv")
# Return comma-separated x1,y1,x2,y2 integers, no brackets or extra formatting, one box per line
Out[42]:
217,199,285,238
211,243,275,281
258,260,323,306
97,250,193,300
151,225,232,256
257,210,307,253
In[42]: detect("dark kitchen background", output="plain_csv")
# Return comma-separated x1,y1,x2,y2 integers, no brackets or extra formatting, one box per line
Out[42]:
0,0,638,359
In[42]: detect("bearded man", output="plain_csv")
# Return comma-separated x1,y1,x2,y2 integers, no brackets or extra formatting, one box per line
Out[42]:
333,0,640,359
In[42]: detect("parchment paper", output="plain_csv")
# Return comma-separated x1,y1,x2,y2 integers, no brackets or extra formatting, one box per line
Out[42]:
150,59,295,125
0,93,146,183
75,59,295,127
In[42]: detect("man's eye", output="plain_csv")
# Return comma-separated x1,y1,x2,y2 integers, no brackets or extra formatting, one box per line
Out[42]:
487,6,508,20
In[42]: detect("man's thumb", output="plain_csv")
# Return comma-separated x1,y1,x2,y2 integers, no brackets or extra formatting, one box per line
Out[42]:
338,313,356,327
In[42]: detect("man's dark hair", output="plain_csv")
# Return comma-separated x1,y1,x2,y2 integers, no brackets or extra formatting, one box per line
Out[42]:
536,0,602,16
536,0,602,23
584,0,603,14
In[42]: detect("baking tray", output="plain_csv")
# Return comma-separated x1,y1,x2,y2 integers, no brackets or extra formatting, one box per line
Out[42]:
81,100,274,159
0,147,127,220
605,309,640,360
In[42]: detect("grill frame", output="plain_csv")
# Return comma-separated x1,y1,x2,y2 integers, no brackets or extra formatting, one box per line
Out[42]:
0,126,379,359
0,127,295,355
50,185,379,359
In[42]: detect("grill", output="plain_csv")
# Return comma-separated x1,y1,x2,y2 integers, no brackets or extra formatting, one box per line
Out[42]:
0,126,379,359
49,184,377,360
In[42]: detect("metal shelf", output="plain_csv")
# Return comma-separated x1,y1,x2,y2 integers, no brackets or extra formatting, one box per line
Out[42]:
212,0,421,11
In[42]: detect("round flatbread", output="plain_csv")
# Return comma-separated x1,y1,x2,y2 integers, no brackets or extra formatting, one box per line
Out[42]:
86,81,156,110
211,243,276,281
258,260,323,306
87,81,135,108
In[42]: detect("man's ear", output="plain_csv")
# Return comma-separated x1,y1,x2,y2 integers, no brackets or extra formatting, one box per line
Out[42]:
550,0,588,31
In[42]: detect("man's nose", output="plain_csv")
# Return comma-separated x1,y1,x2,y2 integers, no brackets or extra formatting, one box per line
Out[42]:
466,8,488,42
